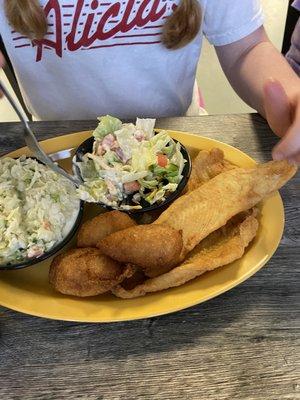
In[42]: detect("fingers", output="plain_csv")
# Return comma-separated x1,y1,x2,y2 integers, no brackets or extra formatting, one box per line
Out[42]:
263,78,292,138
272,101,300,163
265,77,300,165
287,152,300,165
272,127,300,160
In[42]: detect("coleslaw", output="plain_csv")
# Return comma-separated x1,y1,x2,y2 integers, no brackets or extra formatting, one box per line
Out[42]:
76,116,186,210
0,157,80,265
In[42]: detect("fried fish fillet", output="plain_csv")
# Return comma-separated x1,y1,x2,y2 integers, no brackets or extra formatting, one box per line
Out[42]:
97,224,183,277
49,247,133,297
187,148,235,192
120,265,147,290
77,210,136,248
155,160,297,256
112,211,259,298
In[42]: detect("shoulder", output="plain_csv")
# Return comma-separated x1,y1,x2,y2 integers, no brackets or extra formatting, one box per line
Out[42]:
201,0,264,46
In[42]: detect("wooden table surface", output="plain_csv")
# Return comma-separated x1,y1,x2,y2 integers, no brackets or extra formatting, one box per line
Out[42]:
0,115,299,400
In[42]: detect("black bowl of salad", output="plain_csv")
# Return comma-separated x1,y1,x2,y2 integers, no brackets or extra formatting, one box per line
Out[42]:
73,115,191,213
0,156,84,270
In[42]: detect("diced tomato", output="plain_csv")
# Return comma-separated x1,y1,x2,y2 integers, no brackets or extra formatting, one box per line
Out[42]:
123,181,141,194
157,154,168,167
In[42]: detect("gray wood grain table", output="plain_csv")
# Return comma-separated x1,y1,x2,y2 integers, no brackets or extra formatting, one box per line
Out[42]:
0,114,299,400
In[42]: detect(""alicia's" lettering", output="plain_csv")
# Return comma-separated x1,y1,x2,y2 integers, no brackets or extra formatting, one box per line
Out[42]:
32,0,175,62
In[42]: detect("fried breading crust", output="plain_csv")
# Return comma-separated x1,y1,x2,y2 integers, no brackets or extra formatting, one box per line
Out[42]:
49,247,133,297
120,265,147,290
77,210,136,248
155,160,297,257
112,210,259,298
97,224,183,277
187,148,235,192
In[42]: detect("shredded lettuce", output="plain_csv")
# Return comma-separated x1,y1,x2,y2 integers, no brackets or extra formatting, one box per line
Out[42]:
103,150,120,165
138,178,159,189
150,131,171,153
150,163,179,180
78,159,98,180
93,115,122,139
145,188,165,205
77,180,108,202
121,171,148,183
163,140,176,157
162,183,178,192
131,146,156,173
135,118,156,139
114,124,138,160
171,142,185,178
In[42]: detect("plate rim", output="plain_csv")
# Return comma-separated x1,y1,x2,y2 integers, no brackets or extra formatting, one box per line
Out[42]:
0,130,285,322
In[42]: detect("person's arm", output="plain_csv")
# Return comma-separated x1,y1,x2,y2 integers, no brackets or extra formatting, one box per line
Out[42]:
286,18,300,76
216,26,300,163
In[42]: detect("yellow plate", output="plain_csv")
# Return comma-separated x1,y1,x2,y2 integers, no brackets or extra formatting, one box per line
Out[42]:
0,130,284,322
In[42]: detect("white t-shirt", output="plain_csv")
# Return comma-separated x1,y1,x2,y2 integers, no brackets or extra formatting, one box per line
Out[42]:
0,0,264,120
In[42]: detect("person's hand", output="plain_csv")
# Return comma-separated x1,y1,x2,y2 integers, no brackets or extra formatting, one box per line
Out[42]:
263,77,300,164
0,51,4,98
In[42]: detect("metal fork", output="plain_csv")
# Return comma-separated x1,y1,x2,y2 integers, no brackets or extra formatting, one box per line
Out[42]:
0,80,81,186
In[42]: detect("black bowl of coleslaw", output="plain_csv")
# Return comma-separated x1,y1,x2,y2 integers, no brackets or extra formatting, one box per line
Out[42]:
0,206,83,271
0,156,84,270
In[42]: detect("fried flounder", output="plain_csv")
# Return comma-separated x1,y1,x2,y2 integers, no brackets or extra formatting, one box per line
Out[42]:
77,210,136,248
49,248,133,297
187,148,236,192
112,210,259,298
97,224,183,277
155,160,297,256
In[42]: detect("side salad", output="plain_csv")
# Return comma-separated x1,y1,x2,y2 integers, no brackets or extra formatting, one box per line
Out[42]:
76,116,186,210
0,157,80,264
